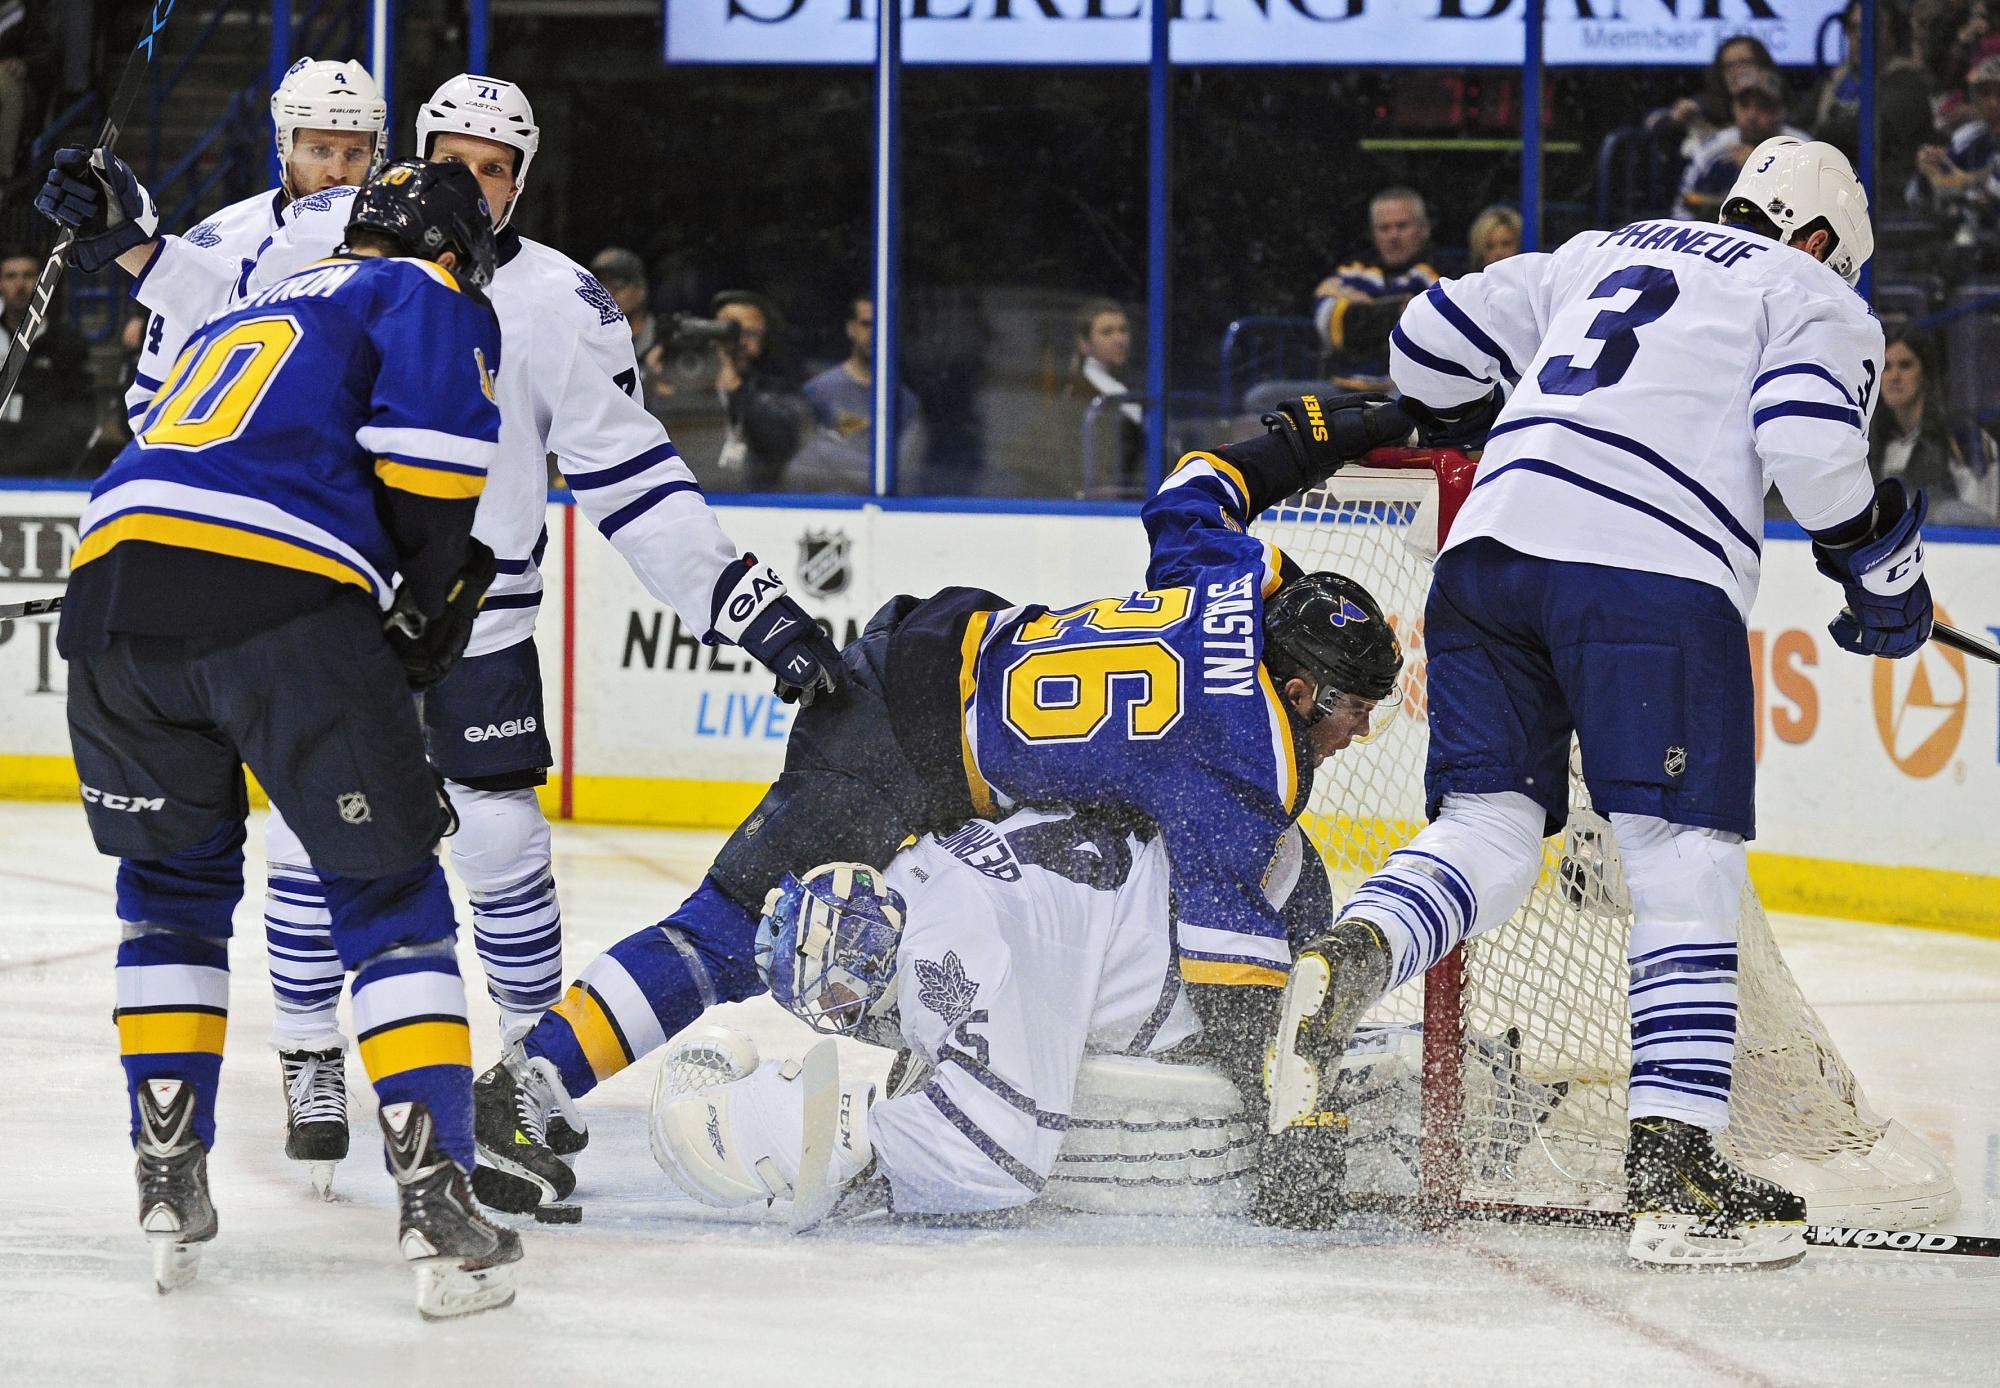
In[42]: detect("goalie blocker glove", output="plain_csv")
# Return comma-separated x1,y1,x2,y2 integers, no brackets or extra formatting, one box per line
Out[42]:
710,555,847,706
384,539,498,691
35,147,159,274
1810,478,1932,660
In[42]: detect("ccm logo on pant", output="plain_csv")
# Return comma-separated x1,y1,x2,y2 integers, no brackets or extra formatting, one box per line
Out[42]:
464,716,538,743
81,784,166,812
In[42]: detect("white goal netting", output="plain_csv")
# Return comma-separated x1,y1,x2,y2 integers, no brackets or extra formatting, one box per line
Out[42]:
1254,456,1958,1229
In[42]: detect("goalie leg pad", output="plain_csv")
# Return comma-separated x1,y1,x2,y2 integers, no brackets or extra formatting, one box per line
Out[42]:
651,1047,873,1211
1045,1056,1256,1216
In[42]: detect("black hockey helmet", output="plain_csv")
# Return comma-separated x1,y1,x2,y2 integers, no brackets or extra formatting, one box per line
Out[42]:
344,158,498,290
1263,572,1402,712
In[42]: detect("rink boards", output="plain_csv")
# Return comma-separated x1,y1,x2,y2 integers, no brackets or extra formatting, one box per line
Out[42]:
3,484,1998,935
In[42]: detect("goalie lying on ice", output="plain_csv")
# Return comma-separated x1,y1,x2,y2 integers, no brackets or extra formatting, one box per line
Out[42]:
650,805,1552,1221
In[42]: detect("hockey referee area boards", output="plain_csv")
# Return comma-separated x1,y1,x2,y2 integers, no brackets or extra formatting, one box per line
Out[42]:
3,482,1999,938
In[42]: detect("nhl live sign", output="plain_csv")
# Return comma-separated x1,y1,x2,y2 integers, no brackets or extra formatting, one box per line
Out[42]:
663,0,1842,67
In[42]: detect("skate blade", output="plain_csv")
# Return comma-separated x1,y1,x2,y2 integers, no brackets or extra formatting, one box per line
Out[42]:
470,1161,561,1215
150,1235,203,1294
413,1256,518,1320
310,1162,337,1201
1628,1214,1808,1270
1265,955,1331,1133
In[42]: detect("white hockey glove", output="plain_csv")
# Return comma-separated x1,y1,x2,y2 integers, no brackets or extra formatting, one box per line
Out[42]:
708,555,847,706
36,147,159,274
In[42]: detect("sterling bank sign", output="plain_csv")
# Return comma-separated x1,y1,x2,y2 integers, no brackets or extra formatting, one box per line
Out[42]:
664,0,1843,66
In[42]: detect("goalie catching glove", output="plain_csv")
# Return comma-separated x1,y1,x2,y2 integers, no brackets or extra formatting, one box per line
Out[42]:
1811,478,1932,660
384,538,497,691
710,555,847,706
35,147,158,274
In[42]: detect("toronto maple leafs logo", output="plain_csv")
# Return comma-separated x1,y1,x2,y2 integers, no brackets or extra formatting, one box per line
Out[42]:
574,270,625,327
291,186,354,217
915,951,979,1027
185,222,222,249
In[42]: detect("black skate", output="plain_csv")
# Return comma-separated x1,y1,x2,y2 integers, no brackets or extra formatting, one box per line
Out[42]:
546,1112,589,1157
1626,1116,1807,1269
1265,918,1391,1131
471,1046,579,1215
135,1079,218,1294
380,1100,523,1319
279,1047,350,1199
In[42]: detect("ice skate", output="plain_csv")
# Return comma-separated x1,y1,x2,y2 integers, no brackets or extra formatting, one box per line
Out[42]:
1265,918,1391,1131
279,1046,349,1198
1626,1117,1807,1269
471,1041,580,1214
380,1101,523,1319
501,1025,589,1158
134,1079,218,1294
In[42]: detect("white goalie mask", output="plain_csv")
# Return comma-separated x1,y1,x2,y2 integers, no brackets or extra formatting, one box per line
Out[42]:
1722,137,1874,287
416,74,540,230
270,58,387,188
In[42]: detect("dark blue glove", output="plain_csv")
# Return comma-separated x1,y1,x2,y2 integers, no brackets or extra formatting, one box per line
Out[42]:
1813,479,1932,659
34,147,158,274
709,555,848,706
1399,386,1504,451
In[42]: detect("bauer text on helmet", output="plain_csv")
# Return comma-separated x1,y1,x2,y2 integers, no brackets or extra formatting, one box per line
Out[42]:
418,75,540,230
271,58,387,196
1720,138,1873,287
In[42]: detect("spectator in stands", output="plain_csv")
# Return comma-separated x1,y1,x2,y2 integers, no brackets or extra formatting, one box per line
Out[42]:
1066,296,1143,494
589,245,674,425
1911,55,2000,229
0,0,58,183
1647,34,1778,164
795,294,917,493
1466,206,1523,272
1806,1,1866,160
0,243,93,476
1871,326,1999,521
1675,66,1809,221
711,289,808,491
1313,186,1438,391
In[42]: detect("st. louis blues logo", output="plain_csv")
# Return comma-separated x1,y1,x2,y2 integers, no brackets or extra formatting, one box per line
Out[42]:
915,951,979,1027
1326,597,1370,627
796,528,852,598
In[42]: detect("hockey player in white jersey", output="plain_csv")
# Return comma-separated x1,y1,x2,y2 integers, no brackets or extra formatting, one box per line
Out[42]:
1258,140,1931,1268
39,74,846,1190
652,806,1333,1219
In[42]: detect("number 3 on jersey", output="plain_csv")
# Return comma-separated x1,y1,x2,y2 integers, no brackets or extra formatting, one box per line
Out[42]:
140,316,302,450
1002,590,1189,744
1537,265,1680,397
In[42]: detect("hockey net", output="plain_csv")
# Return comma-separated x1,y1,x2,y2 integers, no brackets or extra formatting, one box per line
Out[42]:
1252,449,1958,1229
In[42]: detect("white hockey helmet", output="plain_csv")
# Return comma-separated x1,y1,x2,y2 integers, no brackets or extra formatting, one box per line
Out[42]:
1722,137,1874,287
270,58,387,182
416,74,539,229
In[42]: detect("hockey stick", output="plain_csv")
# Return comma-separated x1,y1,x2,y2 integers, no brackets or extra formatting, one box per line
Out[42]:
788,1040,843,1233
0,595,62,620
0,1,178,414
1930,620,2000,666
1805,1225,2000,1258
1444,1202,2000,1259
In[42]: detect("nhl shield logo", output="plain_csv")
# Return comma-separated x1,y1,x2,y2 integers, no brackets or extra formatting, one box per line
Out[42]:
797,529,852,599
337,792,372,825
1663,746,1687,778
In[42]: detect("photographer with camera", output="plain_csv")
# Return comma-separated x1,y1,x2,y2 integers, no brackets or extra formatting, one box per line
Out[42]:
700,289,809,491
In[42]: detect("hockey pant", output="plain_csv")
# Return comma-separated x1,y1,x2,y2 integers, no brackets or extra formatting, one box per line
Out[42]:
1333,790,1746,1131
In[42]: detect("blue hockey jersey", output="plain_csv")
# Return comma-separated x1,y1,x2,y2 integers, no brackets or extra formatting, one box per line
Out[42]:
63,255,501,652
958,449,1320,988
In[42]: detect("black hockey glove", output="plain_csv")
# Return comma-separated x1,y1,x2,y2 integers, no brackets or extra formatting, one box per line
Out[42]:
35,147,159,274
1251,1111,1352,1230
1260,392,1414,491
1811,478,1933,660
1399,387,1503,452
710,555,847,706
384,539,496,691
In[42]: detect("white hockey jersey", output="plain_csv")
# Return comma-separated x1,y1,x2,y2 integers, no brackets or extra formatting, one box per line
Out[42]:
129,187,738,656
125,187,291,425
1390,219,1885,617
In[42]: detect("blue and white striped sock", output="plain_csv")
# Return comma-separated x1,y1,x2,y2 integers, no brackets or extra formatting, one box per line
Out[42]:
1340,849,1479,990
472,866,564,1030
1626,920,1738,1131
264,867,344,1047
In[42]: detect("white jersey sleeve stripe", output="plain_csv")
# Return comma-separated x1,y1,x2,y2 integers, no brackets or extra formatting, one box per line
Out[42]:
1752,400,1863,431
562,439,683,492
1752,362,1856,405
1487,414,1762,557
1422,283,1521,384
598,478,703,539
1389,322,1487,382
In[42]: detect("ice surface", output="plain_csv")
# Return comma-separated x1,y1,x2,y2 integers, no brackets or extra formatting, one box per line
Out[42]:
2,802,1995,1387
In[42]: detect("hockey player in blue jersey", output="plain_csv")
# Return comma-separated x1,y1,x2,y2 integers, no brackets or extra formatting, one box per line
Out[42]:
471,391,1411,1214
58,161,522,1317
1258,140,1929,1266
